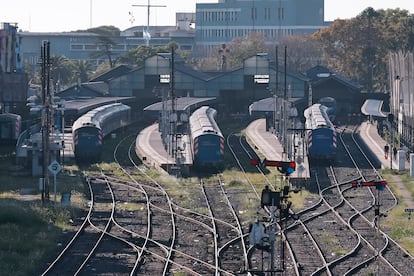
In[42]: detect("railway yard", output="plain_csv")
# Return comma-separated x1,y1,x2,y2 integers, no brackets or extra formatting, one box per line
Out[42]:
1,117,414,275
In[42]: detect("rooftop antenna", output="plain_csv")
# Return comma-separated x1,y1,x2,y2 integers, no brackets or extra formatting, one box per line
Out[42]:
132,0,166,45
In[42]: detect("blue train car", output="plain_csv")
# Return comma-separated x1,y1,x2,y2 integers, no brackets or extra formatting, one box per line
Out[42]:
189,106,224,168
304,104,336,162
0,113,21,144
318,97,336,122
72,103,131,162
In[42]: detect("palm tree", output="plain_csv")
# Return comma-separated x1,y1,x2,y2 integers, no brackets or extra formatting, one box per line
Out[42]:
72,60,93,83
48,55,74,89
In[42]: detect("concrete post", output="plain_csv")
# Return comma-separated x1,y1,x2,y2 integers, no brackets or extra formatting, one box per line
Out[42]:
398,150,405,171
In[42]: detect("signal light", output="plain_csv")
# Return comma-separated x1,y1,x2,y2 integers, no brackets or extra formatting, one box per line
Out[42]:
251,159,296,176
351,180,387,190
263,159,296,176
250,159,260,166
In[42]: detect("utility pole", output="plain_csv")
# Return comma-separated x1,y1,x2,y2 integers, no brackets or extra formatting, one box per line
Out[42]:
275,46,279,133
170,47,177,161
132,0,166,46
41,41,51,203
283,45,288,158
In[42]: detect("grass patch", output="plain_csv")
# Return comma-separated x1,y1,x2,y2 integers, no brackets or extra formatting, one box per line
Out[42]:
380,170,414,254
0,199,81,275
0,145,88,275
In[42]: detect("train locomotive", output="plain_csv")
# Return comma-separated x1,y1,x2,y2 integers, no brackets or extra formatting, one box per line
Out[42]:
304,103,337,162
0,113,21,144
72,103,131,162
189,106,224,169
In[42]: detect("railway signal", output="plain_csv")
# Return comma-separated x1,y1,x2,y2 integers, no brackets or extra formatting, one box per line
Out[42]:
260,185,281,208
250,159,296,176
250,158,260,166
351,180,387,191
264,159,296,176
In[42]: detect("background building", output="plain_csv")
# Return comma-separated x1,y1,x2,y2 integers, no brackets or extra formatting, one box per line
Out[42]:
0,22,28,113
195,0,329,53
19,1,331,72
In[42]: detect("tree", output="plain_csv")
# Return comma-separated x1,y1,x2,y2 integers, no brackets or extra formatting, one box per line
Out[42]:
311,7,413,92
118,41,179,67
226,32,267,69
87,26,121,68
197,32,267,71
49,55,74,89
119,45,157,67
71,60,93,83
277,35,323,72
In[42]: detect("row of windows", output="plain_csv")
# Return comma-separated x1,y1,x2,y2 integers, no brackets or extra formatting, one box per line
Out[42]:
251,7,284,20
202,10,239,22
70,43,192,52
200,28,292,39
70,44,136,51
200,7,284,22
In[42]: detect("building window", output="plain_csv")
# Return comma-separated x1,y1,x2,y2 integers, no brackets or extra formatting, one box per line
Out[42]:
70,44,83,50
85,44,97,51
278,8,284,20
180,45,192,51
251,7,257,20
265,8,271,20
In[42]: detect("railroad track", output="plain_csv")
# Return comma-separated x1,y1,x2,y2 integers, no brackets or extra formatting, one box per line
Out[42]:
199,175,248,274
40,174,140,275
338,125,413,275
302,124,414,275
227,131,302,275
41,122,414,275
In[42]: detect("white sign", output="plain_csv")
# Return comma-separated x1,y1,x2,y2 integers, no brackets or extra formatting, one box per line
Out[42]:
48,160,62,175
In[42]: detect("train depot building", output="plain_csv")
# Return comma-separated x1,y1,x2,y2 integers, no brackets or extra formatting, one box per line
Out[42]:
57,54,365,119
17,52,368,175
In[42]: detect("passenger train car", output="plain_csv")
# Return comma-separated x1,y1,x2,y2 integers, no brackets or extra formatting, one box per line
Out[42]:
304,104,337,162
189,106,224,169
0,113,21,144
72,103,131,162
318,97,336,122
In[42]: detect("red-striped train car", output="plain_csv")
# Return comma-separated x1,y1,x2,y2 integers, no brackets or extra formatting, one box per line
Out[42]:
189,106,224,169
0,113,21,144
72,103,131,163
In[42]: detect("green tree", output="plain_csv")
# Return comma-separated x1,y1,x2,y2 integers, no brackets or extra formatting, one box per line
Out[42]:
87,26,121,68
312,7,414,92
118,41,179,67
119,45,157,67
49,55,74,88
71,60,93,83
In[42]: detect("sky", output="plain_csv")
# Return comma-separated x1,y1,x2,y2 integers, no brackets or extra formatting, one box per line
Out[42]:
1,0,414,32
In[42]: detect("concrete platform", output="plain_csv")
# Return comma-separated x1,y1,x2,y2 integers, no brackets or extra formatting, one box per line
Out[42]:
246,119,310,179
135,123,193,173
358,121,409,171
